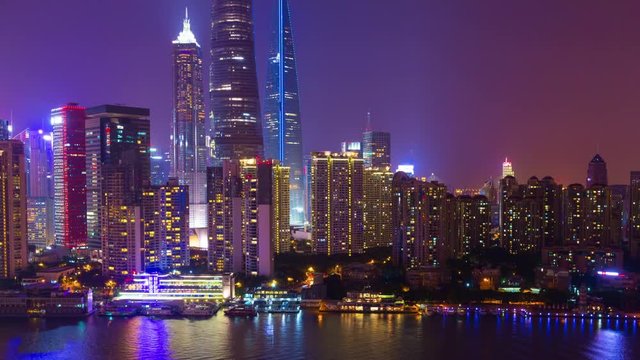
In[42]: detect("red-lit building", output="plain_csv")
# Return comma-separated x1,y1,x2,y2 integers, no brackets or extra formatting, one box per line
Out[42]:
51,104,87,249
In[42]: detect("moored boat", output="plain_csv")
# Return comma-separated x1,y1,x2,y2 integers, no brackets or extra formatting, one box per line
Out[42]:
224,306,257,317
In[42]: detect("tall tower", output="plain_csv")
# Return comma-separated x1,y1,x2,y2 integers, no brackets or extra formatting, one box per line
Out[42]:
586,154,608,188
362,114,391,169
0,140,28,278
502,158,514,179
173,8,208,241
210,0,263,160
51,104,87,249
263,0,304,225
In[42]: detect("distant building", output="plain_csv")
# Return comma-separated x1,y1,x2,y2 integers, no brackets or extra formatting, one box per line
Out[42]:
563,183,586,246
0,119,10,140
630,171,640,260
51,104,87,249
310,152,364,256
392,172,447,269
340,141,362,158
586,154,608,188
502,158,514,179
0,140,28,278
453,195,491,257
262,0,305,226
150,147,171,186
362,128,391,168
142,179,190,272
363,167,394,248
13,129,54,251
584,185,614,247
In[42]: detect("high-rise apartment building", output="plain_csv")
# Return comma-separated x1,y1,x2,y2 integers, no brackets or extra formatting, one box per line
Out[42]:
263,0,304,226
172,9,208,240
310,152,364,256
13,129,54,251
392,172,448,269
142,179,190,272
563,183,586,246
51,104,87,249
453,195,491,257
629,172,640,260
86,105,150,252
363,166,393,248
0,140,27,278
210,0,263,160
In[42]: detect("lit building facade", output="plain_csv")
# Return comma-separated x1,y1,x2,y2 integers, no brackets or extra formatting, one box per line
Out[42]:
210,0,263,160
502,158,515,179
629,171,640,260
563,183,586,246
0,119,10,140
142,179,190,272
150,147,171,186
362,130,391,168
454,195,491,257
363,167,393,248
117,273,235,301
0,140,28,278
51,104,87,249
392,172,447,269
310,152,364,256
172,9,208,239
13,129,54,251
263,0,305,226
86,105,150,252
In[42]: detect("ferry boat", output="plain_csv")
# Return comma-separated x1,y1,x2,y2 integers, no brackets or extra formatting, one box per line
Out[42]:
224,305,258,317
267,298,301,314
319,292,420,314
141,305,174,317
99,304,139,317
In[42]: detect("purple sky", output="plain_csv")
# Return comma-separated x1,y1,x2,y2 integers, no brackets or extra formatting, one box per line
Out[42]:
2,0,640,188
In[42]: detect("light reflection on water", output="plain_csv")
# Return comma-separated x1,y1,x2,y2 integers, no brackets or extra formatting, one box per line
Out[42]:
0,313,638,360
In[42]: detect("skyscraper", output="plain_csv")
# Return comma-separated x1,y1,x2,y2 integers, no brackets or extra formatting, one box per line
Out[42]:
13,129,54,251
210,0,263,160
563,183,586,246
586,154,608,188
310,152,364,256
502,158,514,179
629,171,640,260
0,140,27,278
206,159,289,276
85,105,151,252
173,9,208,242
150,147,171,186
392,172,448,269
363,122,391,168
142,179,190,272
0,119,10,140
363,166,394,248
263,0,304,225
51,104,87,249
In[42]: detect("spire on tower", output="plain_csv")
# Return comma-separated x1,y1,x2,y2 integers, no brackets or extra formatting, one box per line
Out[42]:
173,7,199,47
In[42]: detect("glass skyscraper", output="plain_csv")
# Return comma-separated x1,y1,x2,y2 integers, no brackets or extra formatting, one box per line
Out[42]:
210,0,263,160
173,9,208,237
263,0,304,225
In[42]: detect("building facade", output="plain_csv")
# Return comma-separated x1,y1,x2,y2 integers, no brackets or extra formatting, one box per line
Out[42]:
0,140,28,278
210,0,263,160
310,152,364,256
362,130,391,169
51,104,87,249
142,179,190,272
362,167,393,248
586,154,608,188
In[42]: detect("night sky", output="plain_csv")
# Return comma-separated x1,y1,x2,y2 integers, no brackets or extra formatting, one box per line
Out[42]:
2,0,640,188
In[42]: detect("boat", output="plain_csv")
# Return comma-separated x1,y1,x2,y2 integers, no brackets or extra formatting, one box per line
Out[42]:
423,307,434,316
319,292,420,314
99,304,139,317
224,306,258,317
182,303,218,317
266,298,301,314
141,305,175,317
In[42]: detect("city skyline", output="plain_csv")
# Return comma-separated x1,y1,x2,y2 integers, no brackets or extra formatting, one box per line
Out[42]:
3,1,640,188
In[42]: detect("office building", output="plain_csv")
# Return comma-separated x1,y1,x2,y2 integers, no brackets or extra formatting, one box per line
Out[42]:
629,172,640,260
172,9,208,241
263,0,305,225
0,140,28,278
586,154,608,188
210,0,263,160
363,166,393,248
51,104,87,249
362,127,391,168
310,152,364,256
142,179,190,272
150,147,171,186
86,105,150,252
0,120,10,141
502,158,515,179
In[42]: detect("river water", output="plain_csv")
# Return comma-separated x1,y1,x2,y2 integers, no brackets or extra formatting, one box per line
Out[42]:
0,312,638,359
